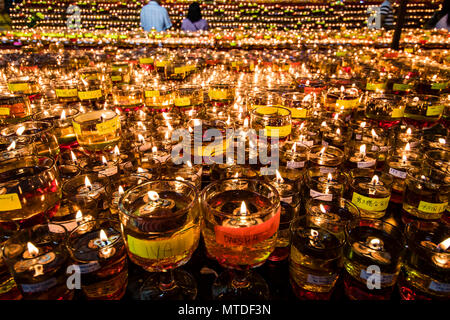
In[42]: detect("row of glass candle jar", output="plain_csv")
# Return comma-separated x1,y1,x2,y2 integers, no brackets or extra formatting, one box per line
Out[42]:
0,167,448,301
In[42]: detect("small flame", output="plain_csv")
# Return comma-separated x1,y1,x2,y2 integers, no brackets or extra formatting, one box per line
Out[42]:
371,129,378,139
138,134,145,144
243,118,249,128
118,185,125,195
439,138,446,145
405,143,411,152
187,160,193,168
319,204,327,214
359,144,366,157
137,167,145,173
70,150,77,162
60,110,66,120
360,122,366,128
113,146,120,156
240,201,247,215
437,237,450,251
327,173,333,182
152,146,158,153
101,156,107,165
291,143,297,153
75,210,83,222
84,176,92,190
27,242,39,257
319,147,326,156
6,141,16,151
99,229,108,242
16,126,25,136
336,128,341,136
370,175,379,185
406,128,412,135
275,170,284,184
148,191,159,201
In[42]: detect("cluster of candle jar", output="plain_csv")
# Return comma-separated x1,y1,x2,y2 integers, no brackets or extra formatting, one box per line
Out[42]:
0,42,448,301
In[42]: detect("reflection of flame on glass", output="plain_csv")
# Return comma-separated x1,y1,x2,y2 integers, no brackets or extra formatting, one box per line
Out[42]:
27,242,39,257
6,140,15,151
319,204,327,214
291,143,296,153
439,138,446,145
16,126,25,136
148,191,159,201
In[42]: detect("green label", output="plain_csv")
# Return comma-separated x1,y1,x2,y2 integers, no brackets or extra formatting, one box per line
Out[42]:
426,105,444,117
393,83,412,91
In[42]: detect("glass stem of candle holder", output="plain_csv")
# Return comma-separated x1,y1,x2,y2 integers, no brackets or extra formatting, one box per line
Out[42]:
230,269,251,289
158,269,176,291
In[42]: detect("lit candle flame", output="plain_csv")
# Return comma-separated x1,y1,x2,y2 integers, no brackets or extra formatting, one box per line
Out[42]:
360,144,366,157
148,191,159,201
327,173,333,183
99,229,108,243
275,169,284,184
113,146,120,156
84,176,92,190
152,146,158,153
7,140,16,151
371,129,378,139
319,204,327,214
138,134,145,144
437,237,450,251
405,143,411,152
101,156,107,165
406,128,412,135
240,201,247,215
70,150,77,162
370,175,379,185
439,138,446,144
16,126,25,136
60,110,66,120
291,143,297,153
75,210,83,222
319,147,326,156
118,186,124,195
27,242,39,257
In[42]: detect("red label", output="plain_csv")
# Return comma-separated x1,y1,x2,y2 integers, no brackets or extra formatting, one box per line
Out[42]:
304,86,325,94
214,208,280,246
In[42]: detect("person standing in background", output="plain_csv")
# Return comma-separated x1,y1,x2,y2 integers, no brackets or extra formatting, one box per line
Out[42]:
140,0,172,32
380,0,395,30
181,2,208,32
424,0,449,31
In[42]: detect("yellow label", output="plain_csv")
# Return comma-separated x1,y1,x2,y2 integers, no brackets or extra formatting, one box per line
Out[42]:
196,137,231,157
254,106,288,115
0,107,10,115
55,88,77,97
72,121,81,135
208,89,228,100
352,193,390,211
174,66,186,74
366,83,386,91
8,83,30,93
111,75,122,82
405,48,414,53
78,90,102,100
126,227,196,260
391,108,404,118
96,118,120,135
426,105,444,117
0,194,22,211
264,125,292,138
336,98,359,109
418,201,448,214
155,61,169,67
289,108,308,119
174,97,191,107
139,58,153,64
145,90,160,98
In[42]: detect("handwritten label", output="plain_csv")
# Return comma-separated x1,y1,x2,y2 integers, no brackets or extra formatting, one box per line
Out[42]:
139,58,154,64
96,118,120,135
417,201,448,214
352,192,390,211
72,121,81,135
174,97,191,107
0,108,10,115
264,125,291,138
145,90,160,98
127,227,196,260
393,83,411,91
389,167,407,179
8,83,30,92
357,160,377,168
0,194,22,211
391,108,404,118
336,98,359,109
426,105,444,117
289,108,308,119
78,89,102,100
310,189,333,201
55,89,77,98
429,281,450,293
366,83,386,91
21,278,57,293
287,160,305,169
215,208,280,246
208,89,228,100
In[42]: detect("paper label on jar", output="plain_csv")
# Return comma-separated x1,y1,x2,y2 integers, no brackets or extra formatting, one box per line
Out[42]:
393,83,412,91
174,97,191,107
429,281,450,293
155,61,169,67
174,67,186,74
96,118,120,135
321,140,329,147
99,166,118,177
431,82,448,90
55,88,77,98
366,83,386,91
319,167,336,174
355,134,362,140
0,107,10,115
8,83,30,92
208,89,227,100
21,278,57,293
145,90,160,98
357,160,376,168
111,75,122,82
280,196,293,204
77,262,101,274
126,227,197,260
307,274,338,286
426,105,444,117
289,108,308,119
352,193,390,211
359,269,395,284
417,201,448,214
50,220,78,232
72,121,81,135
0,193,22,211
389,167,407,179
287,160,305,169
139,58,153,64
78,89,102,100
215,208,281,247
310,189,333,201
301,140,314,147
336,98,359,109
264,125,291,138
391,108,404,118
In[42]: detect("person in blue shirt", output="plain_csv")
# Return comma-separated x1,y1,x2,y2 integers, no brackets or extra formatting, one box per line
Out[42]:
140,0,172,32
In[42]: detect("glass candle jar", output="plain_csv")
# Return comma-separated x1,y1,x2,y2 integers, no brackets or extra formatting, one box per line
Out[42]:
112,84,144,113
77,79,104,103
0,156,61,230
208,83,236,108
66,218,128,300
72,110,121,152
82,152,120,180
0,94,32,125
251,106,292,142
304,168,347,203
281,92,315,124
144,84,174,113
307,145,345,174
62,173,110,211
1,121,60,158
403,95,444,129
343,218,405,300
289,216,344,300
32,106,80,149
364,93,403,128
402,167,449,223
54,79,78,103
399,221,450,300
0,231,22,300
51,196,99,232
118,180,200,272
280,141,309,173
2,223,73,300
345,142,379,170
348,169,393,219
323,85,361,113
201,178,280,269
174,85,204,112
7,76,40,97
